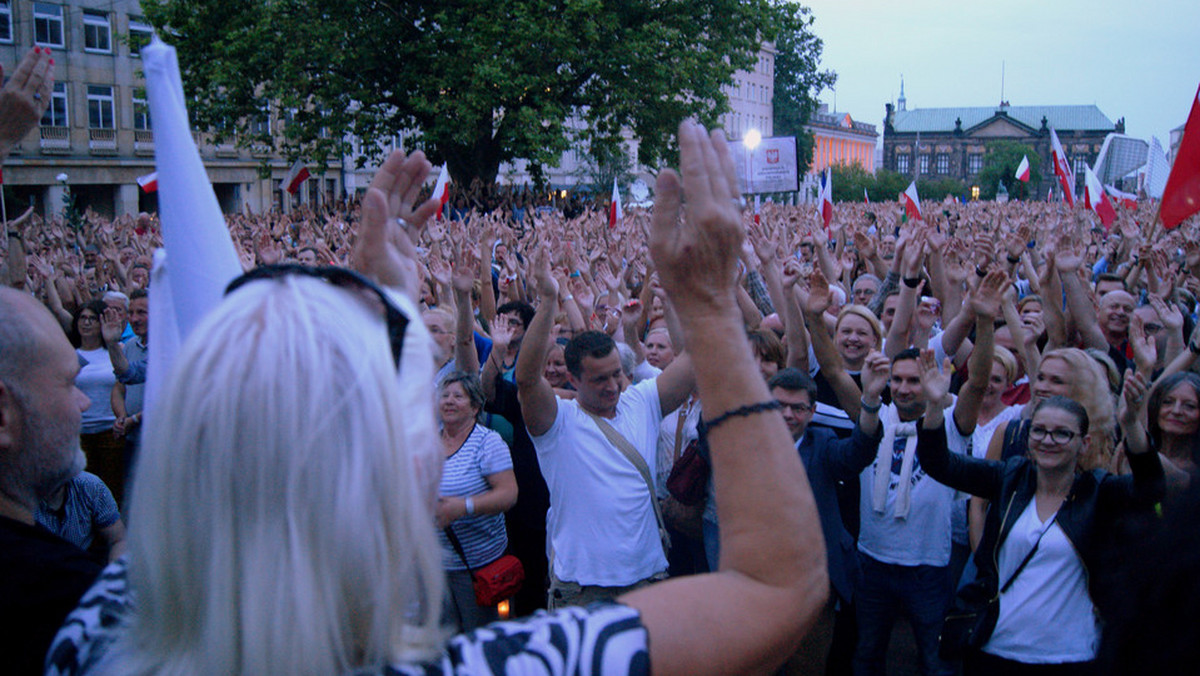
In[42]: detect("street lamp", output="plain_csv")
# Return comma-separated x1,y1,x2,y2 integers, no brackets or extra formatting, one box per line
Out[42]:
743,128,762,150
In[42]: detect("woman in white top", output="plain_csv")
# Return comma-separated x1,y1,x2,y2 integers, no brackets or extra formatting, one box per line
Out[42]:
917,348,1164,675
69,300,124,505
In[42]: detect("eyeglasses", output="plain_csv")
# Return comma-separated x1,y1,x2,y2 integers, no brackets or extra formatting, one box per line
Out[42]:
1142,323,1164,335
776,400,815,414
77,314,99,324
1029,426,1077,445
225,264,409,370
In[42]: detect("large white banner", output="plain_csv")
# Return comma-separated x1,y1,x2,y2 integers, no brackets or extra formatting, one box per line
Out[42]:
735,136,799,194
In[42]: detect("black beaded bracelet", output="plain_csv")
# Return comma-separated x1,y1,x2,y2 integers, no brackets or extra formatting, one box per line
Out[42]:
1006,253,1021,264
975,266,988,278
703,400,782,431
902,276,922,288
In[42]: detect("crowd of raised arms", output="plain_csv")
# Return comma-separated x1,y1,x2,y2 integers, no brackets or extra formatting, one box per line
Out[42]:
2,45,1199,676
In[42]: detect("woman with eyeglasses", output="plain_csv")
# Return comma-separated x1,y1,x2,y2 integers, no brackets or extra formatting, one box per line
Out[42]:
916,349,1164,675
68,300,124,506
49,126,830,676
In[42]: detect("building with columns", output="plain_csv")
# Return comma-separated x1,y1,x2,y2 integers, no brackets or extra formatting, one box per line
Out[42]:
2,0,340,219
806,103,877,174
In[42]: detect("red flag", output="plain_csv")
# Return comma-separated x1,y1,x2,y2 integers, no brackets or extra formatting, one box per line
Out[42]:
1084,164,1116,229
903,181,922,221
1050,128,1076,207
1162,83,1200,230
431,165,451,220
137,171,158,193
863,187,870,203
1015,155,1030,183
608,177,623,229
820,169,833,231
284,160,310,195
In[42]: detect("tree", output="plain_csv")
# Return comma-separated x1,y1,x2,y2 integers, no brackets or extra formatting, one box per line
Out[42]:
829,162,872,203
772,3,836,176
144,0,816,186
976,139,1042,200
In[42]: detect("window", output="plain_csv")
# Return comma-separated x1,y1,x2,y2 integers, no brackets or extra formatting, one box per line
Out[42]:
128,17,153,56
896,153,909,174
133,91,150,130
40,81,68,126
0,2,13,43
251,107,271,137
87,85,115,128
968,154,983,174
83,9,110,52
1072,157,1088,180
919,155,929,174
34,3,64,48
935,154,949,174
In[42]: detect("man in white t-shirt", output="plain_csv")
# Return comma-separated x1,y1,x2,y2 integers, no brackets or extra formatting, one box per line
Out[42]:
516,254,694,609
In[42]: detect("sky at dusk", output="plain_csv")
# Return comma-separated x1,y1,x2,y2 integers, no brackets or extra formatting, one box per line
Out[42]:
800,0,1200,146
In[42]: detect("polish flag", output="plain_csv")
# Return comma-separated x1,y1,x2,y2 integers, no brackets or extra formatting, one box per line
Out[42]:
1050,128,1076,206
1161,83,1200,230
1083,164,1117,230
137,171,158,193
820,168,833,231
903,181,922,221
431,165,451,220
608,176,623,229
863,187,870,203
1015,155,1031,183
284,160,311,195
1104,184,1138,210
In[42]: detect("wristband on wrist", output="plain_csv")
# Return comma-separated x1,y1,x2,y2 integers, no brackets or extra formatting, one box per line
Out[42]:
1006,253,1021,264
465,497,475,516
975,266,988,278
703,400,783,432
902,276,922,288
860,398,882,414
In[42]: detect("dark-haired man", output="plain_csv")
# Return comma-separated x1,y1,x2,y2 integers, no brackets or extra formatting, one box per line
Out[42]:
516,255,694,609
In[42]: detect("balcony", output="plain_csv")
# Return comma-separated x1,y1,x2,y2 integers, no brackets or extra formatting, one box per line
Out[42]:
39,126,70,152
134,129,154,155
88,128,118,154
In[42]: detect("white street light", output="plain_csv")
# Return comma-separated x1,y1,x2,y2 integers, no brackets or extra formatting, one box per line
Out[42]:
743,128,762,150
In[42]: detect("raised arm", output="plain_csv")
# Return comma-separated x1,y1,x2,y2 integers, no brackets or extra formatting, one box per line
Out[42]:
953,269,1006,436
514,248,560,436
917,349,1003,500
622,122,826,676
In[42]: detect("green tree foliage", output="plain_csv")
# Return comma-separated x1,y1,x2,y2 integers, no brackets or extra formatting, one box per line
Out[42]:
826,165,965,204
976,140,1042,200
772,4,835,176
143,0,825,186
829,162,872,203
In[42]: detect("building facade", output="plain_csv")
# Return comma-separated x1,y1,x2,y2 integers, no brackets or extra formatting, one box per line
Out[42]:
881,87,1123,199
2,0,341,219
806,103,877,174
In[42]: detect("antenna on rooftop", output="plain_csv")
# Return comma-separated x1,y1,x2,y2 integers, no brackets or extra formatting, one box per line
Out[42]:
1000,61,1005,106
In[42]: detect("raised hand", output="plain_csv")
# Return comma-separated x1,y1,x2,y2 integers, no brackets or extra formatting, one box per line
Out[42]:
0,48,54,157
919,350,953,410
100,306,125,345
1119,368,1149,429
1128,313,1157,376
532,247,558,302
970,269,1007,319
353,149,439,299
801,267,832,316
860,350,891,401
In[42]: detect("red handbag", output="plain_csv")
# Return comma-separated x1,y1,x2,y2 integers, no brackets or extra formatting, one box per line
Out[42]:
445,526,526,607
665,438,709,506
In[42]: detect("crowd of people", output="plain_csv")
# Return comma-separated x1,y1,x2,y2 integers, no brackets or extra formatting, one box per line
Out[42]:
3,44,1200,676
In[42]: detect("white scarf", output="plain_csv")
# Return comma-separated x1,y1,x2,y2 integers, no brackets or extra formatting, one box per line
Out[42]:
874,404,920,519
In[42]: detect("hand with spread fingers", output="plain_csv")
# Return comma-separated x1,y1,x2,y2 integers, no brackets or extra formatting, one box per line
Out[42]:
0,48,54,159
352,149,440,299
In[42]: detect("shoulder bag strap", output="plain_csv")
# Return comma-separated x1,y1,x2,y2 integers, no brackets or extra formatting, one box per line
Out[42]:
583,410,671,558
443,525,475,576
997,511,1057,596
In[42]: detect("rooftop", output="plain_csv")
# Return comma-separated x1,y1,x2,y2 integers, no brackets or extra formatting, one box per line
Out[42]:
891,104,1114,133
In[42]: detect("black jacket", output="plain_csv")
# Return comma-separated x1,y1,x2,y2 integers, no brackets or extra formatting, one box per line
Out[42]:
916,419,1164,614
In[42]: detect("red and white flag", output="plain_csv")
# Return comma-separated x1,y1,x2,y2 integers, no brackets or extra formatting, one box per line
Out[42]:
284,159,310,195
608,177,623,229
1083,163,1117,230
903,181,922,221
137,171,158,193
863,187,870,203
820,168,833,231
431,165,451,220
1161,82,1200,230
1104,184,1138,210
1050,128,1076,206
1015,155,1031,183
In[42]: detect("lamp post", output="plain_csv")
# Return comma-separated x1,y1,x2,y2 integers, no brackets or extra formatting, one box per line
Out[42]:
743,130,761,215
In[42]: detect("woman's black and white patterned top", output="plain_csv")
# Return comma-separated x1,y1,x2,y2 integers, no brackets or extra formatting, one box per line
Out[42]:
46,558,650,676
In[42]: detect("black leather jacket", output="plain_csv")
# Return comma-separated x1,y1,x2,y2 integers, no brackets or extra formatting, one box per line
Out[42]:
916,419,1164,610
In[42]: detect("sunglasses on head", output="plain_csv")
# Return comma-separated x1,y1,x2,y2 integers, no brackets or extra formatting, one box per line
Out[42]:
224,264,409,370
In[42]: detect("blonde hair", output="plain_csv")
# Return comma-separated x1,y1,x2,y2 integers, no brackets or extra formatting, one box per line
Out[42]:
1039,348,1116,472
112,276,446,675
992,345,1018,384
835,304,883,347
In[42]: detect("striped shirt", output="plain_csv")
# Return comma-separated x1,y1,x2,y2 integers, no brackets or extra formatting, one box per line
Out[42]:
35,472,120,552
438,424,513,570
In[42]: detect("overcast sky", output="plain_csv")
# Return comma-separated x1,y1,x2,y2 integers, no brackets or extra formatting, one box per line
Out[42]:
800,0,1200,145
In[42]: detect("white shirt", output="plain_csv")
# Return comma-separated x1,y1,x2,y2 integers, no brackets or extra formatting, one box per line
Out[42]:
531,377,666,586
857,401,969,567
985,500,1099,663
